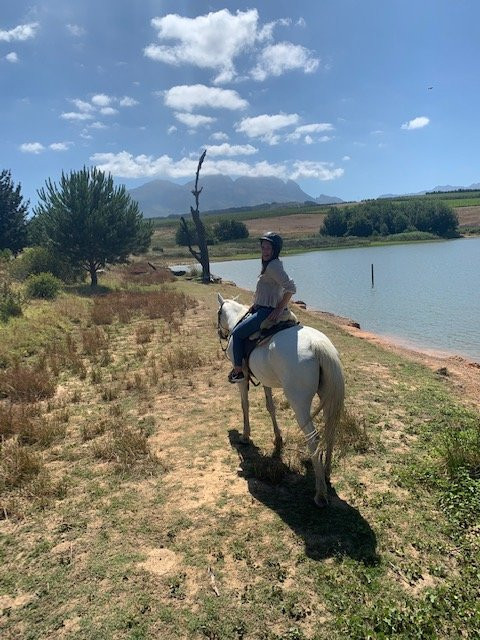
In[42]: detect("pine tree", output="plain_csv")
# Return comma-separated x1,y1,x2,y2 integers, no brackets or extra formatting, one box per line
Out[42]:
33,167,153,286
0,169,29,255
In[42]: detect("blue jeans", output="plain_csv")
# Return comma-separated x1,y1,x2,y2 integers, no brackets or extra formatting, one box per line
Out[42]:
231,306,274,367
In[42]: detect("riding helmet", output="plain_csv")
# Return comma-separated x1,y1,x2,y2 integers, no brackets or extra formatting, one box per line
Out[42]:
260,231,283,259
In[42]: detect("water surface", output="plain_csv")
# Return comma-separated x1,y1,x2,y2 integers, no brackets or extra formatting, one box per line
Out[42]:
212,238,480,363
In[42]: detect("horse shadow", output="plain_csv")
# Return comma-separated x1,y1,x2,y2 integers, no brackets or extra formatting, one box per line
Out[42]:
228,429,378,565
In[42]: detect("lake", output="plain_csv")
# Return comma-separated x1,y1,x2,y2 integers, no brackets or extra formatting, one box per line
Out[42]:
211,237,480,363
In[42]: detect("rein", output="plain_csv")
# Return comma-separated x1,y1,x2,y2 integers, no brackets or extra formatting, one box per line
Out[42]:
217,302,250,353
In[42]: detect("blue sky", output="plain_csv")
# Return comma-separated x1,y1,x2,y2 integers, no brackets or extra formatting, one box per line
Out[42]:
2,0,479,210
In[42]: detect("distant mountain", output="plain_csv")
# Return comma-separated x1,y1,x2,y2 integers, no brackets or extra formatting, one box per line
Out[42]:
379,182,480,199
128,175,343,218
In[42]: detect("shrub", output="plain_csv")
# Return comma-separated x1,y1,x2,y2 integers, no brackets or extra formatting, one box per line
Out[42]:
9,246,84,283
0,282,22,322
213,219,249,242
25,272,62,300
0,364,57,402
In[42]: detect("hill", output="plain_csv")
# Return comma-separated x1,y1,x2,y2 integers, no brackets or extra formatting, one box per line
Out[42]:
128,175,343,218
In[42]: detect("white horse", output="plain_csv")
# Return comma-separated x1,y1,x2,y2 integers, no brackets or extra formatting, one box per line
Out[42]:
217,294,345,507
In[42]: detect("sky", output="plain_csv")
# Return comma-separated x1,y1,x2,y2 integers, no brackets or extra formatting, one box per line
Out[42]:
2,0,480,211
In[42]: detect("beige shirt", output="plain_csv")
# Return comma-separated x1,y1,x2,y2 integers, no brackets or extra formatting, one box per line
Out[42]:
253,258,296,308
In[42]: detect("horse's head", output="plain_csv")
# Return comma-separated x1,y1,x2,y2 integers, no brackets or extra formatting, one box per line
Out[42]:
217,293,247,339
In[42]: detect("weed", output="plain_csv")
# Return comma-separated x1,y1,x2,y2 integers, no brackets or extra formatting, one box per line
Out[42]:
81,326,108,357
91,426,157,471
135,322,155,344
0,438,43,490
335,409,371,457
0,364,57,402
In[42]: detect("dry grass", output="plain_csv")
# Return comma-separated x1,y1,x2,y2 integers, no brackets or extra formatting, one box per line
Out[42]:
91,425,157,471
0,364,57,402
0,438,44,490
135,322,155,344
121,262,175,286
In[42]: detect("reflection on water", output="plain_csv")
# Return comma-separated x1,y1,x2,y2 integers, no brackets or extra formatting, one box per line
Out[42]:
212,237,480,363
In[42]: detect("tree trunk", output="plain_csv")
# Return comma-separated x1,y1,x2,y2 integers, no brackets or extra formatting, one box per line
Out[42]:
89,263,98,287
188,150,210,283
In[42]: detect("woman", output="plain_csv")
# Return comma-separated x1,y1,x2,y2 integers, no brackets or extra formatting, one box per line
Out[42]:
228,231,296,383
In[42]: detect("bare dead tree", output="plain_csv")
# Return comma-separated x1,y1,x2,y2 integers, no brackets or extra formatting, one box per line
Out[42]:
180,150,211,283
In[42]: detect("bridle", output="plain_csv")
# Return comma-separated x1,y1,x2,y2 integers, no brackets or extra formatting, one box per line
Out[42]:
217,302,230,351
217,301,250,352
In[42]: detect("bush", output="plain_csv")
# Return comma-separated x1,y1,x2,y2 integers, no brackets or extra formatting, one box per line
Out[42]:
0,282,22,322
24,272,62,299
213,219,249,242
175,220,216,246
9,246,84,283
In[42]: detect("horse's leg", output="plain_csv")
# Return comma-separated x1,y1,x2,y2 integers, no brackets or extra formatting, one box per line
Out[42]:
287,394,329,507
238,380,251,444
263,386,283,452
323,399,335,484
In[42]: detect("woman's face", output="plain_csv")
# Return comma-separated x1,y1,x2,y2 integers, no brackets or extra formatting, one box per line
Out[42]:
261,240,273,261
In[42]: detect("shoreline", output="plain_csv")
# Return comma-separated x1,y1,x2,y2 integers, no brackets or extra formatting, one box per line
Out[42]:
220,281,480,408
304,303,480,409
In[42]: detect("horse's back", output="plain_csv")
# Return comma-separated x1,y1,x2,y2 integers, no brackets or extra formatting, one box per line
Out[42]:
249,324,333,390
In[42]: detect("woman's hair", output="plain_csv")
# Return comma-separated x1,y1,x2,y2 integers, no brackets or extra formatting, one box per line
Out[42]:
260,232,283,273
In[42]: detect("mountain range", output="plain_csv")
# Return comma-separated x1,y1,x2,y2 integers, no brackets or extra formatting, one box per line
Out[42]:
128,175,343,218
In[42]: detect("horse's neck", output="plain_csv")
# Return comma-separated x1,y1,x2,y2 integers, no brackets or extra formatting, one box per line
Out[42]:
226,302,248,329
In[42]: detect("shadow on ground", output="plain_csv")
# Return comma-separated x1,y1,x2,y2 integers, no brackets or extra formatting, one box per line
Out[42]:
229,429,378,565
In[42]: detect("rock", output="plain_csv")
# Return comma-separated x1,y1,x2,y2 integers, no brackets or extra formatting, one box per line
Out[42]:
436,367,449,376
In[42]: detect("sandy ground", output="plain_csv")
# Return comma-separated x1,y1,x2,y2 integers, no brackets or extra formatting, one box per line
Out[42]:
305,305,480,409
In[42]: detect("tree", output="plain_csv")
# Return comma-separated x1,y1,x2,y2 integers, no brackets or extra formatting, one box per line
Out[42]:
32,167,153,286
179,151,211,283
0,169,29,255
213,219,249,242
175,220,215,246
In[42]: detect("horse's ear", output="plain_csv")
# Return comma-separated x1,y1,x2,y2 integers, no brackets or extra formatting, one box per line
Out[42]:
217,293,225,305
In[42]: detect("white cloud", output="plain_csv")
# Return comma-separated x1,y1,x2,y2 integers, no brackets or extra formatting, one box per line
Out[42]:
5,52,18,63
61,111,94,121
66,24,85,37
252,42,319,81
119,96,139,107
72,99,95,113
90,151,344,183
211,131,229,141
167,126,177,135
286,122,334,142
20,142,44,154
145,9,266,83
207,143,257,157
290,161,344,181
342,155,351,161
91,94,112,107
174,112,216,128
0,22,39,42
49,142,71,151
100,106,118,116
89,121,107,129
235,113,299,144
401,116,430,130
163,84,248,112
296,18,306,27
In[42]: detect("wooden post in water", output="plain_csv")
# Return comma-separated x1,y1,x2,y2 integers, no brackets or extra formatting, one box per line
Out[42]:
371,263,374,288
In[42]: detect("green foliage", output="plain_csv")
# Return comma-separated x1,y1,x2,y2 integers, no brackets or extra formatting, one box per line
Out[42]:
213,218,249,241
9,246,84,284
24,272,62,300
32,166,154,286
0,169,29,255
0,281,22,322
322,199,459,238
175,220,216,246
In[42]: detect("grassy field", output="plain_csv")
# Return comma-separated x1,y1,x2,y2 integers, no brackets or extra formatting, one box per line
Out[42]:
148,191,480,264
1,267,479,639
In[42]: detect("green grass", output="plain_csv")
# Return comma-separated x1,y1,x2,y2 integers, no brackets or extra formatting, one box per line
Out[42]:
0,278,479,639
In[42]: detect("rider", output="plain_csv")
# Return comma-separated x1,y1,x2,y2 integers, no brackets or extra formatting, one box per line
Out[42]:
228,231,296,383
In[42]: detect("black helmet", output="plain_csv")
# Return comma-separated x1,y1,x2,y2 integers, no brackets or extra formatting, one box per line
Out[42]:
260,231,283,259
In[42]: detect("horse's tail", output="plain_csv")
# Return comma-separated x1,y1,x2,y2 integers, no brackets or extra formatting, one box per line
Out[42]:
313,335,345,447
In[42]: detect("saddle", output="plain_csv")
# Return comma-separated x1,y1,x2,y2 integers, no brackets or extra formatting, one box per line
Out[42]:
244,308,300,373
